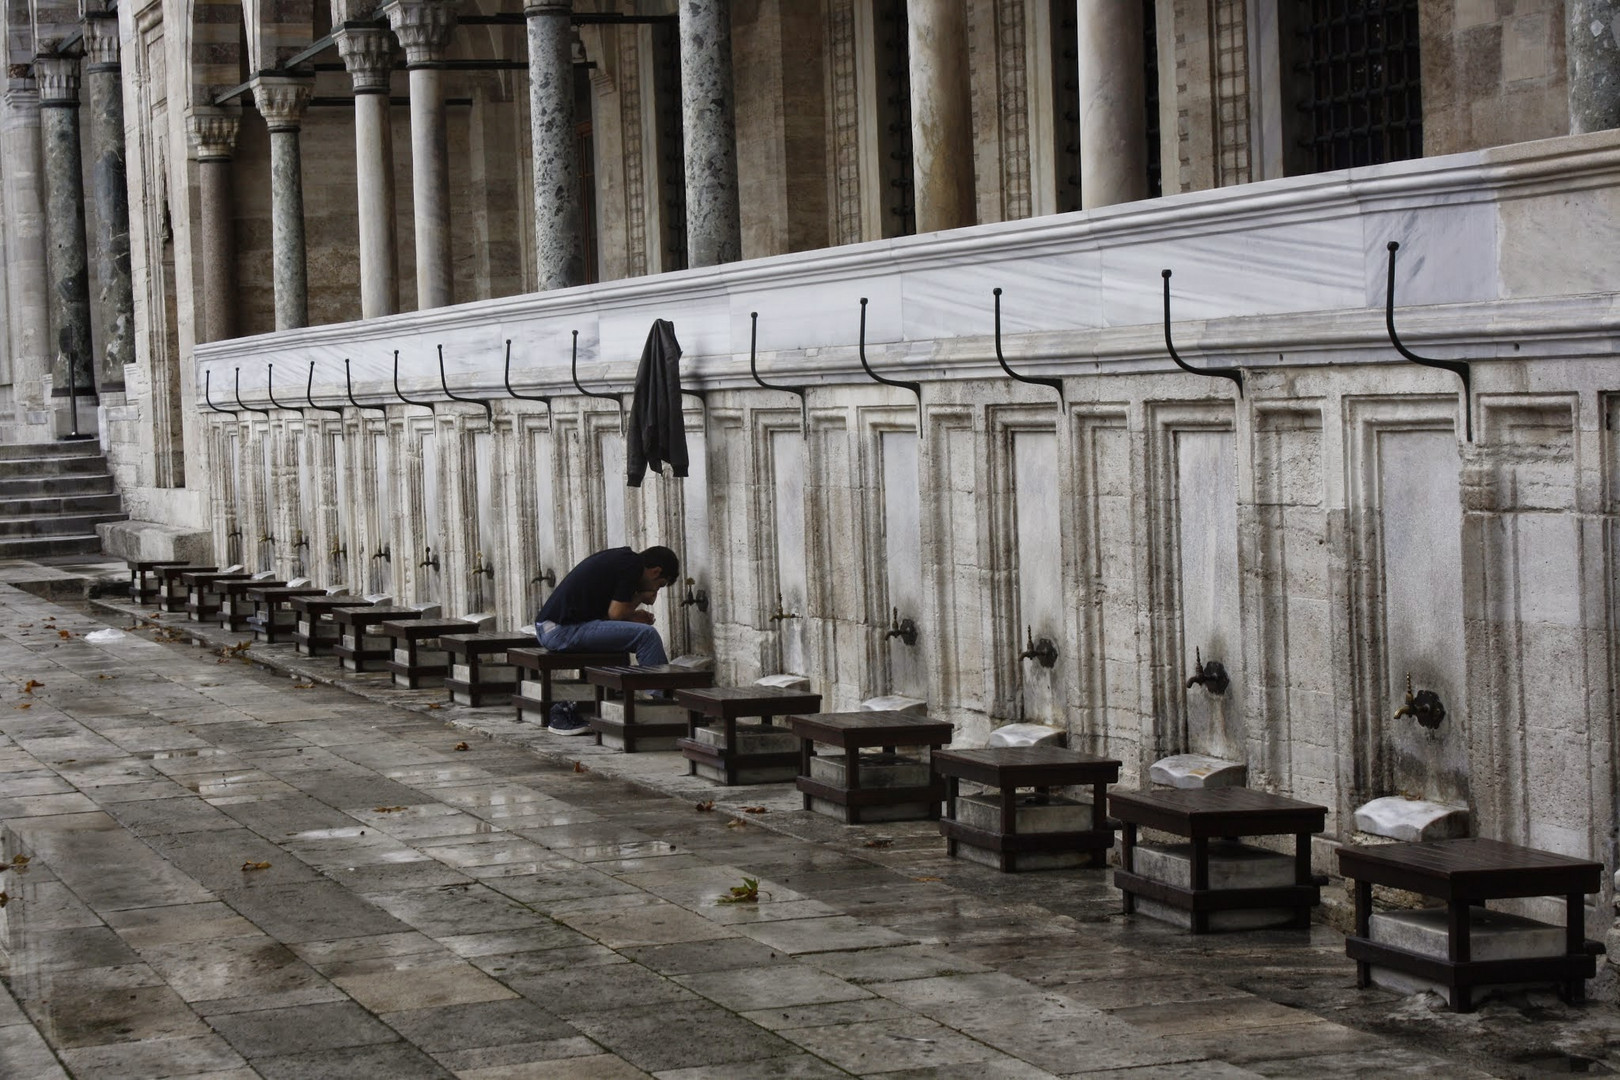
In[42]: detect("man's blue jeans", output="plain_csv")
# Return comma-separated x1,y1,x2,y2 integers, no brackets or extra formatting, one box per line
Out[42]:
537,619,668,668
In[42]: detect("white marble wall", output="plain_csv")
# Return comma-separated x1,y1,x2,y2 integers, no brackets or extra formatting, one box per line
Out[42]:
186,134,1620,939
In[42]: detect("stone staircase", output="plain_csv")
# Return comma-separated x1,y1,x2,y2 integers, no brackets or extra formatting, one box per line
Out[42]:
0,442,125,559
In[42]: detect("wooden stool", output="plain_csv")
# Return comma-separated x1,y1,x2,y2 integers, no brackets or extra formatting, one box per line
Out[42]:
788,711,953,824
334,606,423,671
585,665,715,752
1339,837,1603,1012
1110,786,1327,934
128,560,188,605
157,565,213,613
676,685,822,785
291,594,371,657
183,570,249,623
382,619,476,689
245,586,327,643
934,746,1122,871
441,633,538,706
509,647,628,726
217,578,286,632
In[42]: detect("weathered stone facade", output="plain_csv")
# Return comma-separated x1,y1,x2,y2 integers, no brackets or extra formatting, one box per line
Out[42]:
4,0,1620,976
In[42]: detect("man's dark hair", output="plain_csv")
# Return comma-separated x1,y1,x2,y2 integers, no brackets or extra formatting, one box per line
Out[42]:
640,545,680,581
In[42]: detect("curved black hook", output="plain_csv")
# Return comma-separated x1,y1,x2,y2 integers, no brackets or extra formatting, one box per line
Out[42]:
306,362,345,417
748,311,808,436
392,349,437,411
569,330,626,434
857,297,923,436
502,339,552,417
992,288,1063,406
1386,241,1472,442
437,344,493,424
344,358,387,414
265,364,300,414
235,367,273,416
204,369,237,415
1162,270,1244,397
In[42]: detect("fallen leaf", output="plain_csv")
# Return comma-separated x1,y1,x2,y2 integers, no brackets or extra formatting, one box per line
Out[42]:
14,704,30,711
694,800,715,812
240,861,272,872
373,806,407,813
10,855,29,866
912,876,942,883
742,806,769,814
572,761,589,773
453,742,469,752
426,703,443,710
22,680,41,694
97,674,112,680
716,876,760,904
57,629,71,640
726,818,747,829
863,838,895,848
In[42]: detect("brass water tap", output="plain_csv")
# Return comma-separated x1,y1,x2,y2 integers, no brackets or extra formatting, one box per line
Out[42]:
1393,673,1446,729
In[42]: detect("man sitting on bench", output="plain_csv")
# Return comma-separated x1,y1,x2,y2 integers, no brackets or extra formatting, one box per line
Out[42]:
535,545,678,668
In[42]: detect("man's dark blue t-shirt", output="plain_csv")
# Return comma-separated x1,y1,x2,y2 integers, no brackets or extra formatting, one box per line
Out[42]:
538,547,644,625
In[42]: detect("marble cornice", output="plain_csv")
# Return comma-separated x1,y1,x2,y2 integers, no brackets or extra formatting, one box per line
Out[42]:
197,129,1620,405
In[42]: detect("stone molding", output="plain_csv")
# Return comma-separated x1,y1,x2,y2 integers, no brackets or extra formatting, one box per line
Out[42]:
252,76,312,132
382,0,458,67
81,14,120,71
524,1,571,16
187,107,240,161
333,26,395,93
34,56,81,106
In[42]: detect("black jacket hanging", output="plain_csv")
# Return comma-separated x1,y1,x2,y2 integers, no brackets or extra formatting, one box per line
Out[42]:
626,319,689,486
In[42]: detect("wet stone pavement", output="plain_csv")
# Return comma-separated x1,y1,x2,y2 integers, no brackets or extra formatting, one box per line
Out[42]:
0,585,1614,1078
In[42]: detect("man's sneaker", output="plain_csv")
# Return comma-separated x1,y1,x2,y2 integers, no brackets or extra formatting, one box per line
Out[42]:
546,701,591,736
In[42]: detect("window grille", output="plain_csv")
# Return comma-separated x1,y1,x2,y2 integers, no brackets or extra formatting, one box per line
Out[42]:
874,0,915,237
1294,0,1422,171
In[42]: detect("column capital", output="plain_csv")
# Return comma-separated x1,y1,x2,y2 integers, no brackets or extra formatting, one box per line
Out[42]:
252,75,313,132
34,55,81,107
382,0,457,67
81,14,120,70
187,105,240,161
333,25,395,93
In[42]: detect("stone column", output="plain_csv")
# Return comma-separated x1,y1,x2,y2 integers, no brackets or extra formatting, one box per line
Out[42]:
527,1,583,289
905,0,974,232
2,76,51,414
385,0,457,309
1569,0,1620,133
334,26,398,318
35,54,95,403
1076,1,1147,210
253,76,313,330
187,107,240,343
82,15,134,392
678,0,741,266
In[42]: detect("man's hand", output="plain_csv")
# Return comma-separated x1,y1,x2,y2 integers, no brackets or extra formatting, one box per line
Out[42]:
629,610,656,625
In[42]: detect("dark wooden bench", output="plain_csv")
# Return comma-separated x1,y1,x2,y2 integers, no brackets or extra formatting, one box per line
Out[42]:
585,665,715,752
246,586,327,643
382,618,476,689
788,711,953,824
676,685,822,785
1110,786,1327,934
216,578,287,632
333,606,423,671
157,564,214,613
128,560,189,605
441,633,538,707
934,746,1122,872
1339,837,1603,1012
183,570,249,623
291,594,372,656
509,647,628,726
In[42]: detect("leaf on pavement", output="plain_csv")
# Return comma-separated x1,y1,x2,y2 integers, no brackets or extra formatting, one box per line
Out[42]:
22,681,41,693
573,761,589,773
373,806,407,813
694,800,715,812
741,806,769,814
240,861,272,872
453,742,469,752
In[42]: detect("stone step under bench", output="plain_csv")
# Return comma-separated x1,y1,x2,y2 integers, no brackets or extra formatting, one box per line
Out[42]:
217,577,286,632
246,586,326,643
441,633,538,707
334,606,425,671
508,648,629,726
292,595,375,657
585,665,716,753
382,618,479,689
675,685,823,786
158,565,215,613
